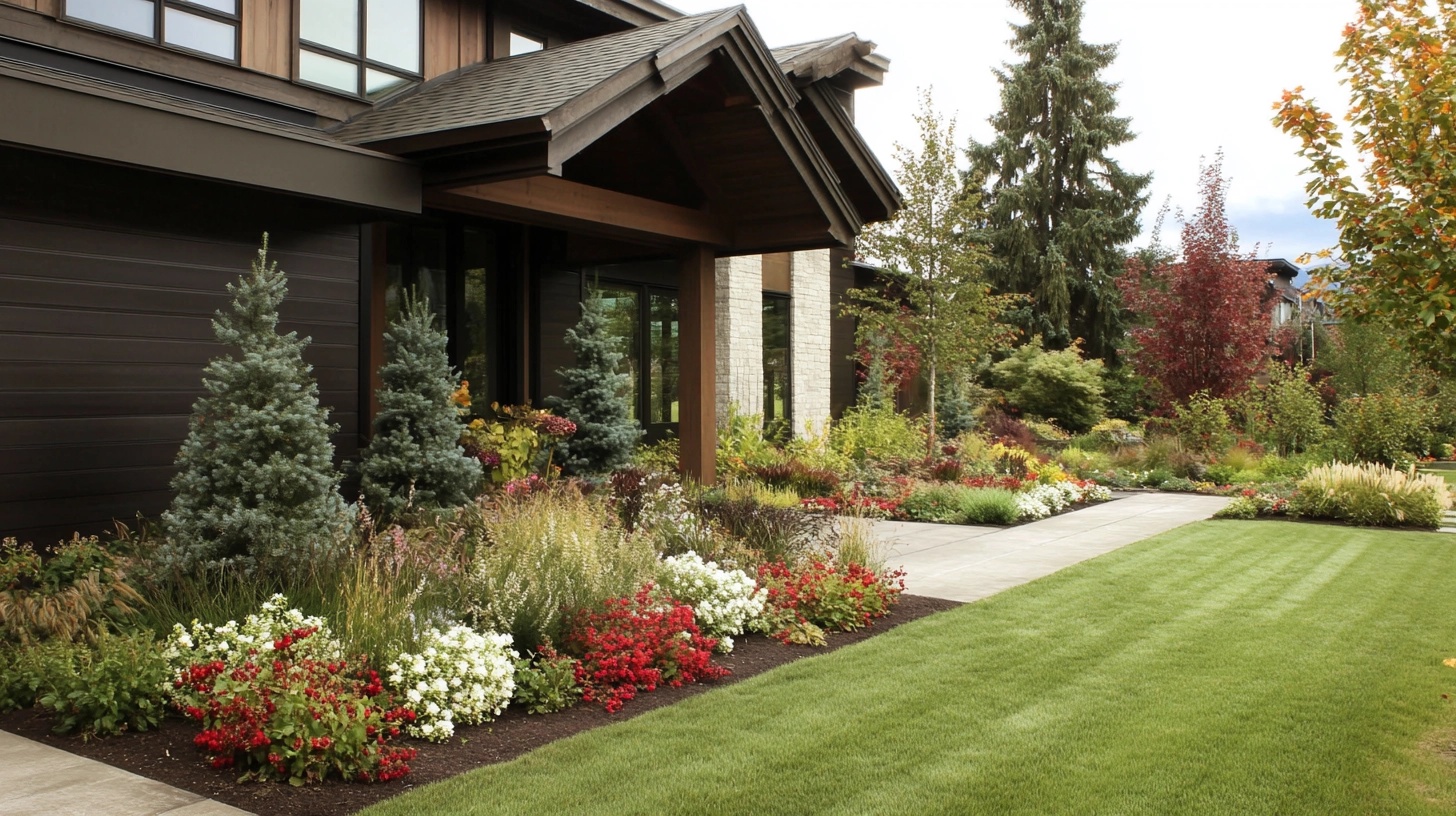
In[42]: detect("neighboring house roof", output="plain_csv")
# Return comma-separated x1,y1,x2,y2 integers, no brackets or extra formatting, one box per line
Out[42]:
1260,257,1304,305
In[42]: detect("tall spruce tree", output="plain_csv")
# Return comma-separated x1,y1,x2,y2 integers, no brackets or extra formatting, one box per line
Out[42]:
359,293,482,518
968,0,1150,362
548,290,641,474
161,237,346,573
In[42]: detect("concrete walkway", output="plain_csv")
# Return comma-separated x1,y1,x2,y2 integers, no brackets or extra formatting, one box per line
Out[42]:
0,491,1225,816
877,492,1230,603
0,729,251,816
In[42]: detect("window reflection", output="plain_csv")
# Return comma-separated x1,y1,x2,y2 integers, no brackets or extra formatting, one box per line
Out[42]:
366,0,421,72
164,8,236,60
509,32,545,56
68,0,155,37
593,286,641,422
300,50,359,95
763,295,791,437
649,293,679,425
67,0,241,61
299,0,419,97
461,229,496,408
300,0,358,54
384,225,448,331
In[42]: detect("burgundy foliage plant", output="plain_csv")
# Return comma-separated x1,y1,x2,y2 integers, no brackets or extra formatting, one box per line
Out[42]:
1119,155,1271,405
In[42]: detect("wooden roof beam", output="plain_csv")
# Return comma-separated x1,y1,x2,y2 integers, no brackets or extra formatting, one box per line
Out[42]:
428,175,731,247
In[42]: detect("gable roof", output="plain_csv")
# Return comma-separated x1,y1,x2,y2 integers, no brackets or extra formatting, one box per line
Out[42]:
772,34,888,88
332,11,722,150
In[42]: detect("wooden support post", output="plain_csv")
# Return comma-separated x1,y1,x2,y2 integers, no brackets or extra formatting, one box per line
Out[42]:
678,245,717,485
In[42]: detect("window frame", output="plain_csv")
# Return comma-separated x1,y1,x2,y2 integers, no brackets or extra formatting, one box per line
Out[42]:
585,275,680,442
294,0,424,100
761,291,793,438
61,0,242,64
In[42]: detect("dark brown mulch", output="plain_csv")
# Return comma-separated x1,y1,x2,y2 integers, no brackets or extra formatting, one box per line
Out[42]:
0,594,960,816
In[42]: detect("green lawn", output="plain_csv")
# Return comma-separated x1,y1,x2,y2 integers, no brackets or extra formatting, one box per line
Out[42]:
1421,467,1456,488
364,522,1456,815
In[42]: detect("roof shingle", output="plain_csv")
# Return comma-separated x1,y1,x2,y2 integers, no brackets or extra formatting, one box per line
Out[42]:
332,10,726,147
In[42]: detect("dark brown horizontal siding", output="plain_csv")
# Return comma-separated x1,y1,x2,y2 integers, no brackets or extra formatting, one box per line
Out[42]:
0,490,176,549
0,147,365,543
0,388,358,423
0,306,358,347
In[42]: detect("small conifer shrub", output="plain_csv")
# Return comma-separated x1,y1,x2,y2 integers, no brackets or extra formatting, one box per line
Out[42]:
161,236,346,573
359,293,482,517
548,291,642,474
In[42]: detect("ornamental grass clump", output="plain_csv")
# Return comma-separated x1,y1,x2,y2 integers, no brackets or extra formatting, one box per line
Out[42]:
1290,462,1450,528
655,552,764,652
465,488,656,651
0,535,144,645
385,625,516,742
902,485,1020,525
696,494,825,565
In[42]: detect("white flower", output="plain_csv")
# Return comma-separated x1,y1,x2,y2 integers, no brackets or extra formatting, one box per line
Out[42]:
383,624,517,742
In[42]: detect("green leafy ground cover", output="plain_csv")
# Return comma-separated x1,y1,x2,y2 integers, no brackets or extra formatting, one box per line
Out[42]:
364,521,1456,815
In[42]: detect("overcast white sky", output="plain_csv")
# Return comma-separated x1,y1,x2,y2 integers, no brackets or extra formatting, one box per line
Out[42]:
670,0,1356,266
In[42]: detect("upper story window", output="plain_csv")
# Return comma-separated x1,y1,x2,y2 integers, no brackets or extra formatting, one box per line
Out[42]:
64,0,239,62
298,0,421,99
509,32,544,57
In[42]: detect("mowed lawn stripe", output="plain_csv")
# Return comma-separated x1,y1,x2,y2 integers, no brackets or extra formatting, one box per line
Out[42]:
363,521,1456,816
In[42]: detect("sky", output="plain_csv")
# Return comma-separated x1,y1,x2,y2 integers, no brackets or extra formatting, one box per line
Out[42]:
667,0,1358,267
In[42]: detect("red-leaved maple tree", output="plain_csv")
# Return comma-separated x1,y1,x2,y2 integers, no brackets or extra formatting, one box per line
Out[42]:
1118,157,1270,405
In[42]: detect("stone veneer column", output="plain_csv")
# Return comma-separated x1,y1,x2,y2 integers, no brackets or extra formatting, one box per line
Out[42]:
790,249,833,437
714,254,764,423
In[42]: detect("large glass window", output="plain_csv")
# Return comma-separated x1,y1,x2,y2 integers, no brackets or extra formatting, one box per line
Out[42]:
383,224,448,330
460,228,497,404
585,271,679,436
763,294,791,437
298,0,419,98
594,286,642,421
65,0,238,61
648,293,679,425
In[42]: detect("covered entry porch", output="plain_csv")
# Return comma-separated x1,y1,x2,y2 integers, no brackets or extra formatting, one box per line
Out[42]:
339,8,898,481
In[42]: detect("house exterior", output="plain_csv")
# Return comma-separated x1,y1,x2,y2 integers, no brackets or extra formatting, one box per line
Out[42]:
0,0,899,543
1261,257,1330,361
